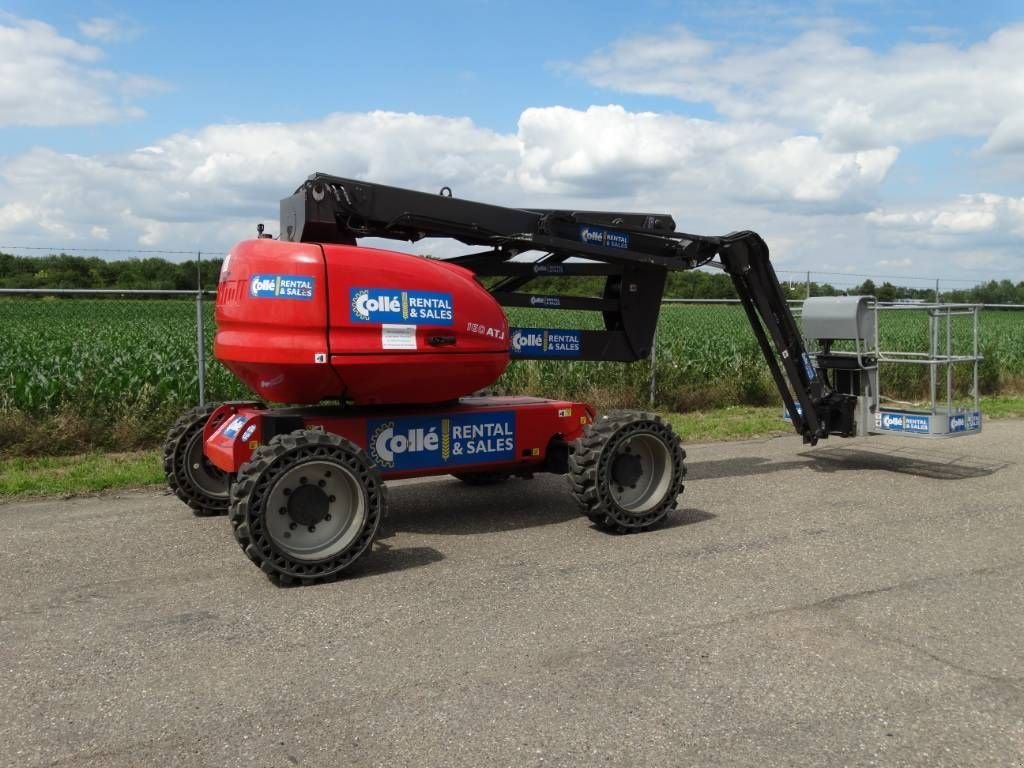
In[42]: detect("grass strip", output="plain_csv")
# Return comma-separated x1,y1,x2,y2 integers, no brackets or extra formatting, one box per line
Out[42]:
3,396,1023,499
0,450,163,499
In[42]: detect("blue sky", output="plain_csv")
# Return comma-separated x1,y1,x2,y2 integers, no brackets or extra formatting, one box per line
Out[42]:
1,1,1022,284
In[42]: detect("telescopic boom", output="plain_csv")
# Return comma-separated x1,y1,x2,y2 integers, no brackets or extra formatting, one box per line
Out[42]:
279,173,856,443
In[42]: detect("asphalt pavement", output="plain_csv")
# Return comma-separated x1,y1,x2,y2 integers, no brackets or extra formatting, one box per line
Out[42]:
2,421,1022,767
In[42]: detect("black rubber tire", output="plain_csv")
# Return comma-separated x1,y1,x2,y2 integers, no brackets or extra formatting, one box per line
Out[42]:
453,471,510,486
163,404,231,517
568,410,686,533
229,429,386,586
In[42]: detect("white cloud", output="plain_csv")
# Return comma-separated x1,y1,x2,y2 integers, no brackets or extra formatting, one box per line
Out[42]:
0,111,519,248
0,106,900,253
515,105,897,208
866,194,1024,245
78,17,139,43
0,105,1017,280
572,23,1024,153
0,16,164,126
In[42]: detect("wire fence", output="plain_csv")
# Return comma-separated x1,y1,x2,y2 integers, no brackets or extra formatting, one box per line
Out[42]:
2,287,1023,426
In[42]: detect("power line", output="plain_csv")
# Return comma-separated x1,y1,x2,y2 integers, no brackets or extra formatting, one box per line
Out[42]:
0,245,225,256
775,268,1022,284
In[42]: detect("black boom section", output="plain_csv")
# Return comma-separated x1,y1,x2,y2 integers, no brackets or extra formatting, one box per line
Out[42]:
279,173,854,442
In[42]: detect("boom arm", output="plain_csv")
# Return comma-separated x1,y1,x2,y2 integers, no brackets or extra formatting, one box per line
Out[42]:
279,173,856,443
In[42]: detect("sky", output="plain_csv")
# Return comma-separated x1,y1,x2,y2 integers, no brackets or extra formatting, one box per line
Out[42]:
0,0,1022,288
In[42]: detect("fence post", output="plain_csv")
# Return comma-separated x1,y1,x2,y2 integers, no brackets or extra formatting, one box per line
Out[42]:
648,325,658,408
195,251,206,406
806,271,811,299
935,278,941,304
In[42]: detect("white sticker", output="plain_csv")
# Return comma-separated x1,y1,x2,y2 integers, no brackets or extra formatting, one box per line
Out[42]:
382,324,417,350
314,352,328,364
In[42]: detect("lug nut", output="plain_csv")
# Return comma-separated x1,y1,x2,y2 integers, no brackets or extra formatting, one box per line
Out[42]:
279,507,286,515
283,488,291,496
299,477,307,484
329,495,336,503
318,479,326,487
325,514,332,521
308,525,316,533
289,522,297,530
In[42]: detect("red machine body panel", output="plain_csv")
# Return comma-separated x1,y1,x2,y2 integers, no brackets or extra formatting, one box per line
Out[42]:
322,243,509,404
215,240,338,404
205,397,593,480
215,240,509,406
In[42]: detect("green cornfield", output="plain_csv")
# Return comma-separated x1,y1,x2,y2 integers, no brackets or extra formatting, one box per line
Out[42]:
1,297,1022,453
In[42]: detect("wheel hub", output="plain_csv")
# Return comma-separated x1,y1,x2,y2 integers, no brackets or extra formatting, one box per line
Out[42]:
286,484,330,526
607,432,673,514
183,431,228,498
611,452,643,487
264,460,366,561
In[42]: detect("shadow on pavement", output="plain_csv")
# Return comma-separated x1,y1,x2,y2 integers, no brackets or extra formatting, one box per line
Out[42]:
345,542,446,580
688,445,1009,482
382,475,579,536
802,446,1010,480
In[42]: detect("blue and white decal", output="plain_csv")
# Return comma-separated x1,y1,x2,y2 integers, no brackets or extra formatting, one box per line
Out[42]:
878,412,905,432
782,402,803,422
528,295,562,308
349,288,453,325
801,352,817,382
223,415,247,439
580,224,630,250
366,411,515,471
904,414,930,434
249,274,315,300
510,328,582,358
949,411,981,433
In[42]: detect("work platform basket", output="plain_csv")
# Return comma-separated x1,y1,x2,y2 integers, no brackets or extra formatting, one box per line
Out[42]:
800,297,983,438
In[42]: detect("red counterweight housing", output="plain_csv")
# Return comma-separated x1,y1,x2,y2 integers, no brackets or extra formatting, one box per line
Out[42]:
215,239,510,405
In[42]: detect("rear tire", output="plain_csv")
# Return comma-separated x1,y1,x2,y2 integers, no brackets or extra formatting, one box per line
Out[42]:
229,429,386,586
163,404,231,517
568,410,686,533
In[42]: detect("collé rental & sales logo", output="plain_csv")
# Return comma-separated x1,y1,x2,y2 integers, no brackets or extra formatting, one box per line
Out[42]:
366,411,515,471
249,274,315,300
949,411,981,433
349,288,453,325
579,224,630,250
510,327,582,358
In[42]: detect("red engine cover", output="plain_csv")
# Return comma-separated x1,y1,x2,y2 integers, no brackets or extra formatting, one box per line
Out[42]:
215,240,509,405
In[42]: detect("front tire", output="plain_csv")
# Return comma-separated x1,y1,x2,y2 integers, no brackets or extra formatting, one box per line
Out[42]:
229,430,386,586
568,410,686,533
163,404,231,516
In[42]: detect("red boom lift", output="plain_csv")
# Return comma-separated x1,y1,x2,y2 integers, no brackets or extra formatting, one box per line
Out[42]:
164,174,857,585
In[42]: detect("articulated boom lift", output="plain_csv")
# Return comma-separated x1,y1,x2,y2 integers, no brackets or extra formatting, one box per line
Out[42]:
164,174,859,585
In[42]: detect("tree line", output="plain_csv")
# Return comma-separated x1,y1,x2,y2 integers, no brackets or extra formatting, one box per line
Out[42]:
0,252,223,291
1,251,1022,304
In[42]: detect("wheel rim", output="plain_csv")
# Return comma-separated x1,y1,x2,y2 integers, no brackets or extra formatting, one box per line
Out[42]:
608,432,673,513
184,430,229,498
264,460,367,561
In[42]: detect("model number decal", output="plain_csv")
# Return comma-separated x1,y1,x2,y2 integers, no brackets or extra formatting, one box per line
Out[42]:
350,288,453,325
466,321,506,341
366,411,515,471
